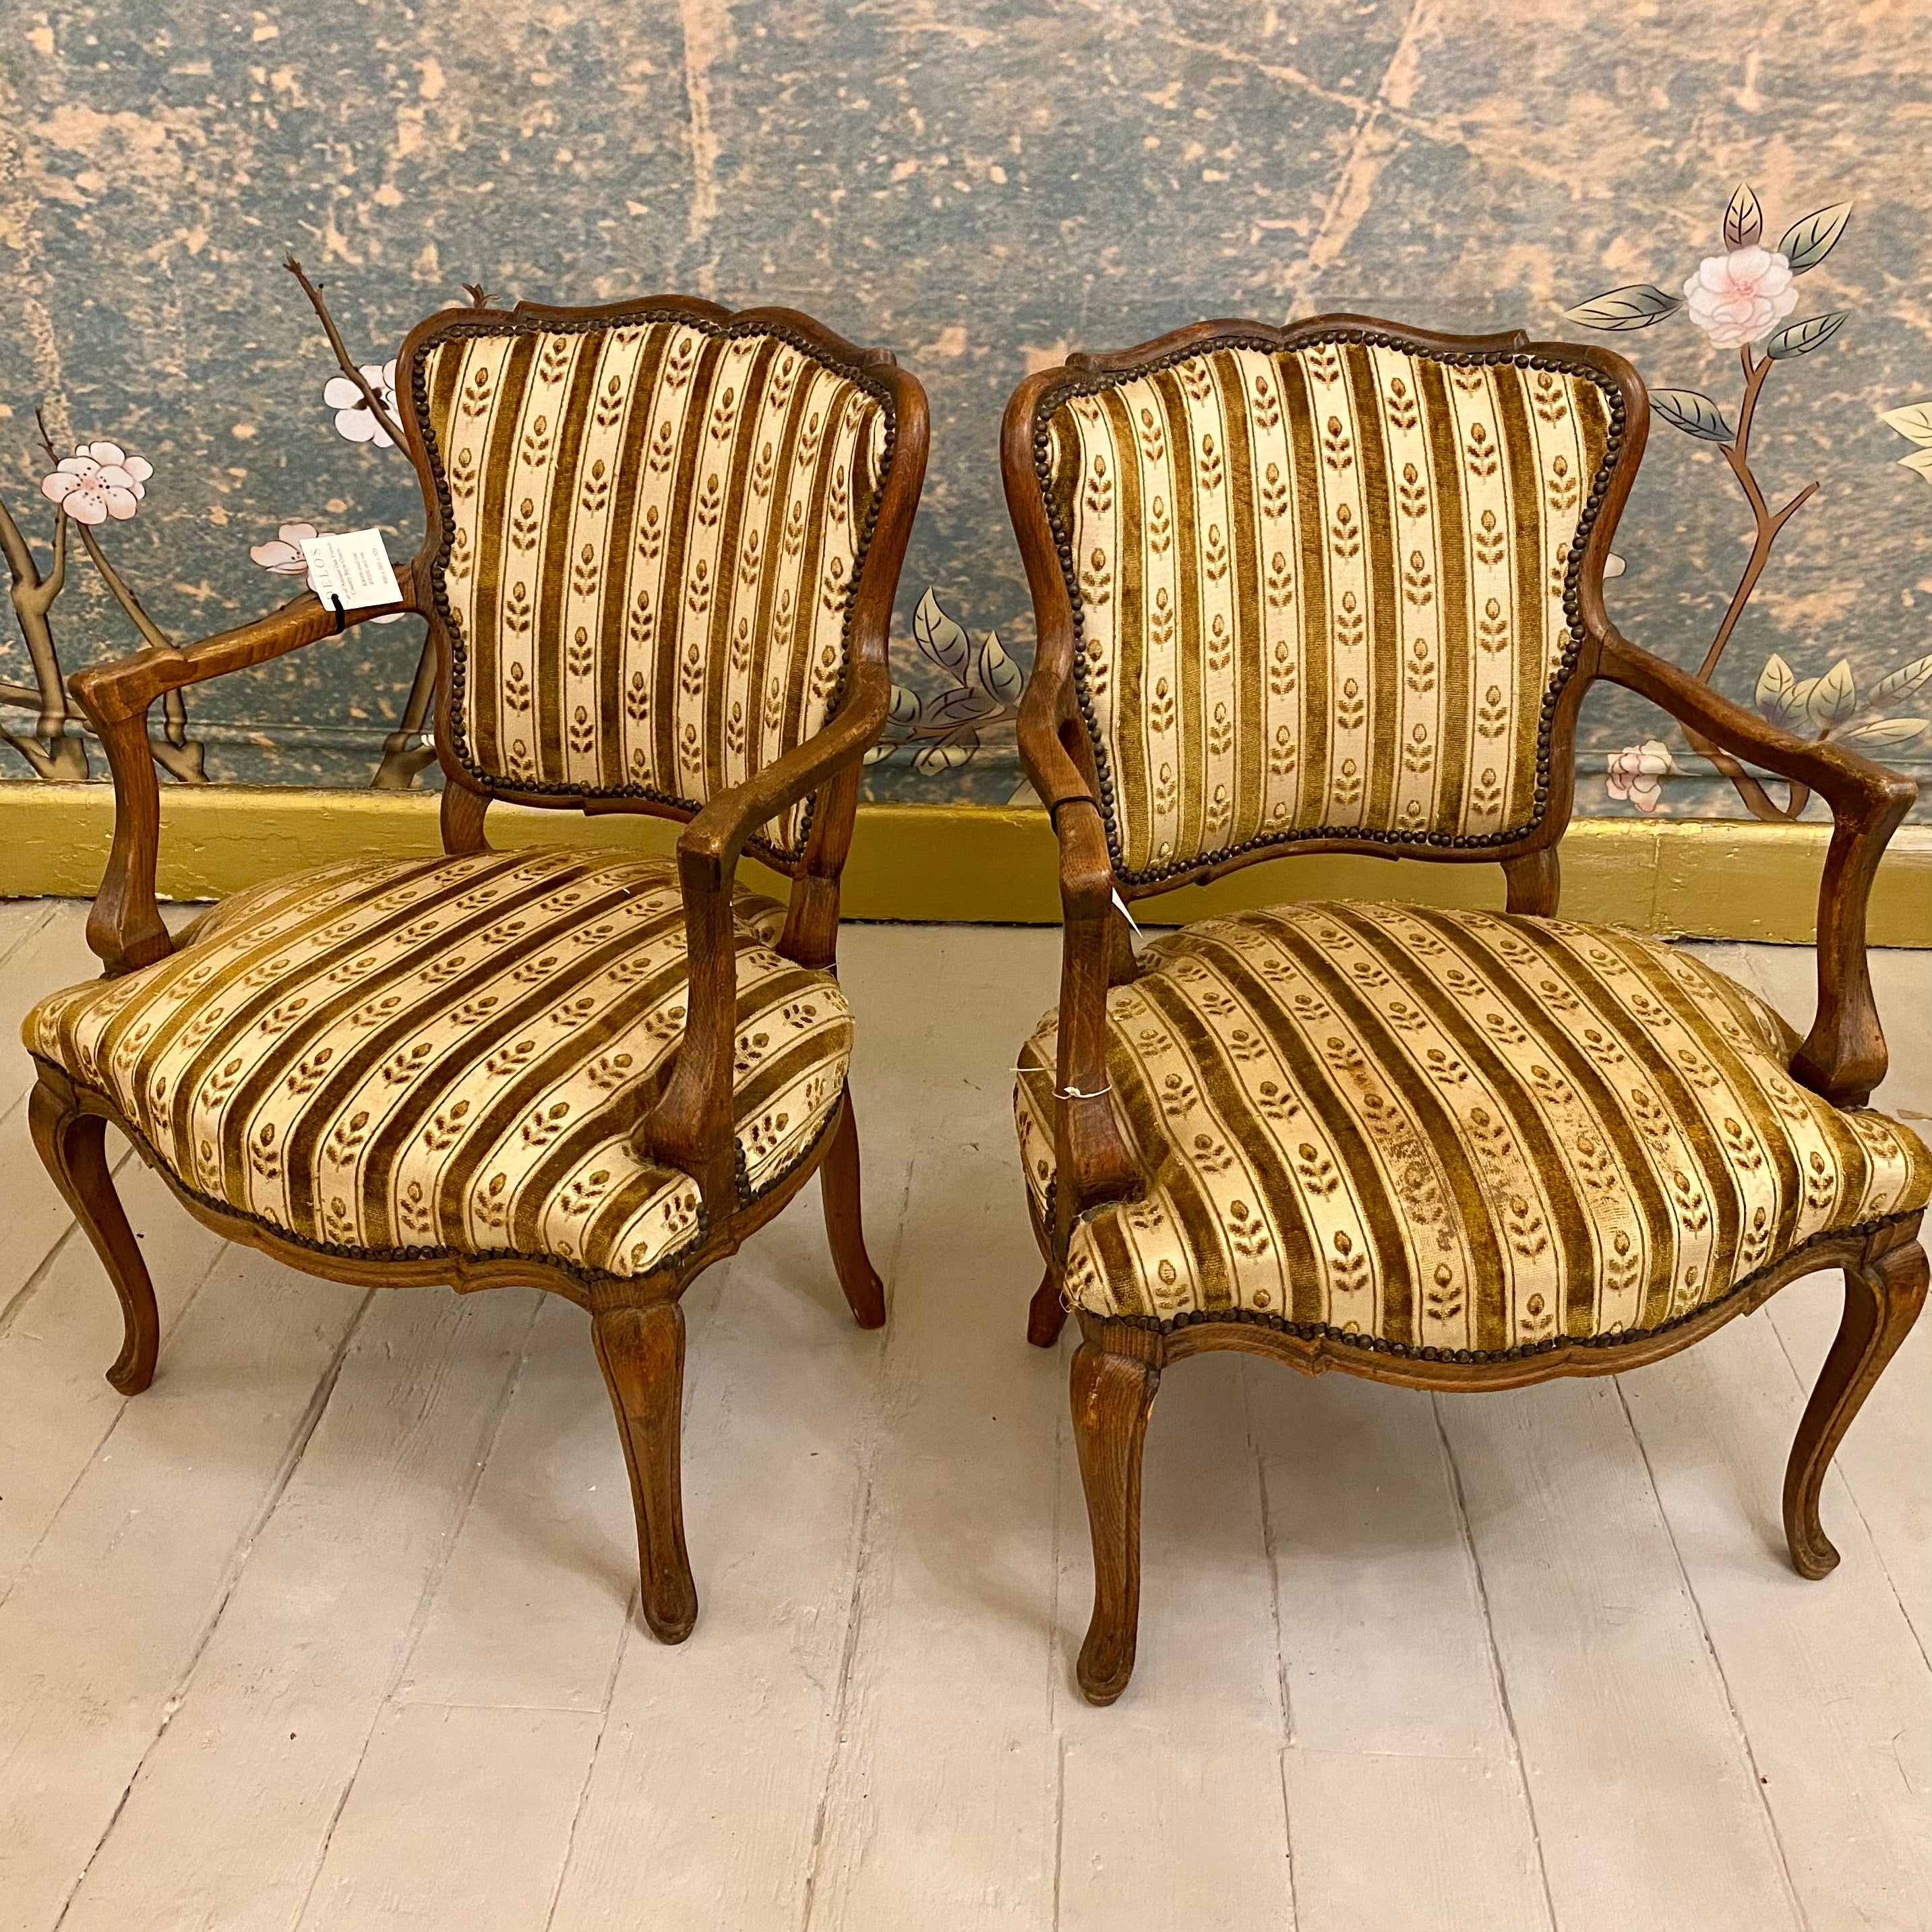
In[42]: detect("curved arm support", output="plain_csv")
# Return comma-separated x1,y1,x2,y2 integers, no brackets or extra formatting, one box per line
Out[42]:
1598,627,1916,1104
630,665,890,1211
66,583,417,975
1048,799,1141,1240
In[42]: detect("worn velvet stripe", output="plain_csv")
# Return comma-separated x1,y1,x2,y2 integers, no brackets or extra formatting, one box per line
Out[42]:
30,851,855,1281
1046,339,1621,877
1010,903,1931,1346
414,318,884,858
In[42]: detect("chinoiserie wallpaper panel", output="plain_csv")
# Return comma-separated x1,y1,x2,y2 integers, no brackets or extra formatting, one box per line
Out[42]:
1,0,1927,824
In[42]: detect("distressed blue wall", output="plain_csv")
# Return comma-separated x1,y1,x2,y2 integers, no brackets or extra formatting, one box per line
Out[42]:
2,0,1927,818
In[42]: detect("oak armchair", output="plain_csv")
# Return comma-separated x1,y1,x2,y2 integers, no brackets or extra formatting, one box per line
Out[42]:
1003,315,1929,1703
26,294,928,1644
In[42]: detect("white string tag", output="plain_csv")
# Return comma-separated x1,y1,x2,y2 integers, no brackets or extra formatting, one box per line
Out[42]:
301,529,402,612
1014,1062,1112,1102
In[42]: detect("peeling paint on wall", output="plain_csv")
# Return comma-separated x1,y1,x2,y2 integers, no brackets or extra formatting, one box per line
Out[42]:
1,0,1927,821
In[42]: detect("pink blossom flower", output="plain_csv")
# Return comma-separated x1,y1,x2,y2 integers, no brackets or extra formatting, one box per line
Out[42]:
249,520,320,573
39,440,153,525
323,361,398,447
1606,739,1677,814
250,519,406,621
1683,247,1798,350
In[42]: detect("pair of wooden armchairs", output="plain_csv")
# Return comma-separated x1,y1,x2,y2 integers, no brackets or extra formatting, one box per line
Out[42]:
26,297,1927,1702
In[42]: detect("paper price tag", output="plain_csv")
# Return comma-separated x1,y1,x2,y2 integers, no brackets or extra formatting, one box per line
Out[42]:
301,529,402,613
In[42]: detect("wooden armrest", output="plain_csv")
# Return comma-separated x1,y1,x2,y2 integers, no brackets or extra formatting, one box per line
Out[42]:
1017,671,1101,822
1045,797,1141,1235
66,580,421,975
631,665,890,1208
69,586,413,727
1598,628,1916,1104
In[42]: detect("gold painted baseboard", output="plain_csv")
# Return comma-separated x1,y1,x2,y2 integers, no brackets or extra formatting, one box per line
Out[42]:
2,786,1926,944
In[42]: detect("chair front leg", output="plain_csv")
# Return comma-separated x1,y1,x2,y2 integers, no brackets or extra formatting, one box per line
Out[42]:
1069,1332,1161,1704
1784,1219,1927,1579
590,1291,698,1642
30,1073,160,1395
820,1090,886,1329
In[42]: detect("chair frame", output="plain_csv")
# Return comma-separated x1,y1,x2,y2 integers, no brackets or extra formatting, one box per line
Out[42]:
30,293,930,1644
1002,313,1926,1703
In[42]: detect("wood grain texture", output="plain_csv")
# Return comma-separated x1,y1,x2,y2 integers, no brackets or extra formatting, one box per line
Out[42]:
1067,1339,1160,1706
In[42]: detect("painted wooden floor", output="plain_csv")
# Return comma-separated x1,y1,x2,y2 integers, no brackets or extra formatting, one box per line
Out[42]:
0,897,1926,1932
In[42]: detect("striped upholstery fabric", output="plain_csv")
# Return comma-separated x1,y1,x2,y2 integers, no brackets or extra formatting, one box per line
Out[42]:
25,849,853,1281
411,313,890,857
1015,903,1930,1352
1039,338,1617,880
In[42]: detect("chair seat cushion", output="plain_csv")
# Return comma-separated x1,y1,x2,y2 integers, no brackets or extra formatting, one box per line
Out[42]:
1015,902,1930,1356
26,847,853,1281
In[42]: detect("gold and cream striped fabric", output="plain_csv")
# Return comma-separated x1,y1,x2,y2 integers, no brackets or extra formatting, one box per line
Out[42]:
26,849,853,1281
1042,340,1614,878
1015,903,1930,1350
415,317,888,855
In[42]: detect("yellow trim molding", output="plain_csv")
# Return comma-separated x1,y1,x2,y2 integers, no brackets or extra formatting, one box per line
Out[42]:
1,787,1926,944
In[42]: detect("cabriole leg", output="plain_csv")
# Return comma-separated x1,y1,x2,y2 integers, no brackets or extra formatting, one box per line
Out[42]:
29,1076,160,1395
820,1091,886,1329
1068,1335,1161,1704
1784,1227,1927,1579
591,1294,699,1642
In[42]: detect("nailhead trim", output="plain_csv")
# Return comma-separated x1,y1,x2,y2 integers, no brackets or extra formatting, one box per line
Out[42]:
1029,326,1629,888
406,307,901,868
1094,1211,1914,1362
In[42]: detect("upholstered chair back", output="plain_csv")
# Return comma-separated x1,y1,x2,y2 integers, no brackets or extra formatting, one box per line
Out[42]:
1037,333,1620,882
406,309,894,856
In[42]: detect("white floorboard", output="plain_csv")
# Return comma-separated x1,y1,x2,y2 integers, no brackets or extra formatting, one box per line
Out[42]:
0,901,1924,1931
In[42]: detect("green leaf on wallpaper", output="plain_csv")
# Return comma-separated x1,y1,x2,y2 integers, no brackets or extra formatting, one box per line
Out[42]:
1651,389,1736,442
887,682,922,727
913,586,972,677
913,728,977,776
1807,659,1859,728
1765,311,1848,361
1881,402,1932,446
1562,284,1683,331
930,684,1003,727
1723,182,1763,250
972,629,1024,706
1777,202,1852,273
1898,448,1932,485
1755,653,1802,725
1840,717,1927,746
1869,651,1932,706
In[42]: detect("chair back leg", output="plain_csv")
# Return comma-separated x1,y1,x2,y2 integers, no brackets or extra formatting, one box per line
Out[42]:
1027,1267,1068,1348
1784,1219,1927,1578
1069,1335,1161,1704
30,1073,160,1395
819,1091,886,1329
591,1294,699,1642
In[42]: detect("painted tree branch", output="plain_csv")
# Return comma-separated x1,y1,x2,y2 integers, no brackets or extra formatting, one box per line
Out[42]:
1566,192,1879,829
1,408,202,782
30,407,179,656
1682,346,1816,821
286,254,448,788
284,255,409,450
0,491,70,741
